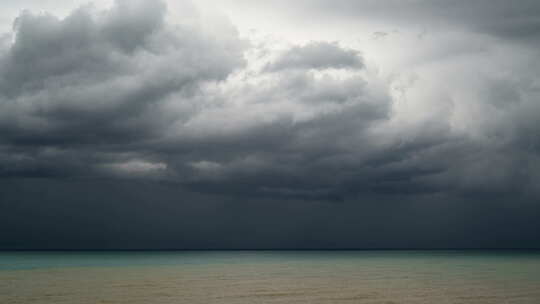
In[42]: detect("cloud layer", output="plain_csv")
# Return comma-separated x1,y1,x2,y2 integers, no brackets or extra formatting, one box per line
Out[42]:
1,0,539,248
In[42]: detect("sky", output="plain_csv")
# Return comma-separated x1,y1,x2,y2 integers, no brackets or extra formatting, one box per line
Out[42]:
0,0,539,249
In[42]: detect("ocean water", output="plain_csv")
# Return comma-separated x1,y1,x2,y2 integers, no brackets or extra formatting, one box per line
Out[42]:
1,251,539,303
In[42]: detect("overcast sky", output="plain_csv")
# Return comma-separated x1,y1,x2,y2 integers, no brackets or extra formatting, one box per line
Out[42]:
1,0,539,249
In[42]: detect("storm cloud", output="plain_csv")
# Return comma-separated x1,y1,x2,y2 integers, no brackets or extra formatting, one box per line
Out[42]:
0,0,539,249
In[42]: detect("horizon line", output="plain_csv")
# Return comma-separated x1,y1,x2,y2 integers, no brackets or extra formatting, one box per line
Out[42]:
2,248,540,252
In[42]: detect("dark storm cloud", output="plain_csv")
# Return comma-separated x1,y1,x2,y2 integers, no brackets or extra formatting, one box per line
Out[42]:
0,0,244,137
0,0,538,200
0,0,246,178
0,0,406,200
0,0,540,249
1,179,539,249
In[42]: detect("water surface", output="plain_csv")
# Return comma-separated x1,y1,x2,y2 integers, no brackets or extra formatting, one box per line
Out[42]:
1,250,539,303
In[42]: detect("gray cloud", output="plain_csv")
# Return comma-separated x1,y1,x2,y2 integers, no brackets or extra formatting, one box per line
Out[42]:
0,0,539,200
246,0,540,41
0,0,246,178
265,41,363,71
1,0,540,249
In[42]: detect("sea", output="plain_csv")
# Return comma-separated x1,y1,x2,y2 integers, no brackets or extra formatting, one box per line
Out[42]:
1,250,539,303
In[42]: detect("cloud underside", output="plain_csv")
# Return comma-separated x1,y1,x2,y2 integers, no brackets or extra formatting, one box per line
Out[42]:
0,0,539,204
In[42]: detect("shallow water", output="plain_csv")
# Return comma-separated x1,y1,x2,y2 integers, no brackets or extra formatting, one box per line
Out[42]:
1,251,540,303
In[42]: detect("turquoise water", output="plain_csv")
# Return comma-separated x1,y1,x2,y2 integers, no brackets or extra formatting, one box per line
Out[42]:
1,251,540,303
